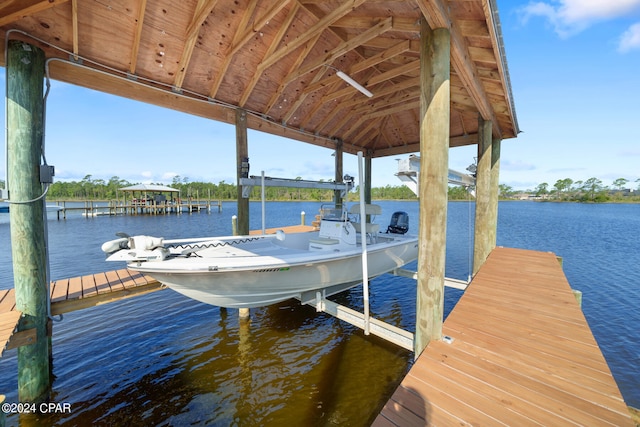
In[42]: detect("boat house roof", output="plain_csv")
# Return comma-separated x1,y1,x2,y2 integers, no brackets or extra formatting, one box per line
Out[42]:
0,0,518,157
120,184,179,193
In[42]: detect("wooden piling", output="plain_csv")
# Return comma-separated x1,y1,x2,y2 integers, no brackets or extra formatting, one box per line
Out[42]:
489,137,501,248
473,115,493,276
236,108,249,235
6,40,51,403
415,21,450,356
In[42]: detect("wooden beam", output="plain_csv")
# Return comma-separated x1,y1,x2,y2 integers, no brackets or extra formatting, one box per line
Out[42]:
364,59,420,87
174,0,220,90
473,114,493,276
5,328,37,351
0,0,70,27
236,109,250,236
239,2,297,106
258,0,367,72
415,0,501,138
209,0,259,99
332,15,419,33
280,33,326,123
71,0,78,61
227,0,295,58
415,21,450,356
283,16,394,85
457,19,490,38
129,0,148,75
489,137,501,250
45,59,338,152
301,39,414,95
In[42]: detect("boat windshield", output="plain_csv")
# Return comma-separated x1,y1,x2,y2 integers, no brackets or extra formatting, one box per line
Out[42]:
319,205,346,221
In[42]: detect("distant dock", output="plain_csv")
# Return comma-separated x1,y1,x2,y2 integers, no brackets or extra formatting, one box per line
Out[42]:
46,199,222,219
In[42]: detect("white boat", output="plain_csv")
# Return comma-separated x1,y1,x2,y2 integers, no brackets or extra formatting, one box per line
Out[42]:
102,204,418,309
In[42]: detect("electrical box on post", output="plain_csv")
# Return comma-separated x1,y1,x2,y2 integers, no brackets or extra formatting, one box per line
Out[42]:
40,165,55,184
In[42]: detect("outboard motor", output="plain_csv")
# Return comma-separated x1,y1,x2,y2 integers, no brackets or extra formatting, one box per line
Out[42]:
387,211,409,234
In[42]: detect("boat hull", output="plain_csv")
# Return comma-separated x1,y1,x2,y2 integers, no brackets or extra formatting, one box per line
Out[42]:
128,236,418,308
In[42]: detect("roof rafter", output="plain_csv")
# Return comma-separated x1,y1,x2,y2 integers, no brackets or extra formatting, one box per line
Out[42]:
277,33,324,122
129,0,148,75
209,0,260,99
258,0,368,72
71,0,78,61
240,2,301,107
283,16,394,86
174,0,221,90
0,0,69,27
302,39,414,95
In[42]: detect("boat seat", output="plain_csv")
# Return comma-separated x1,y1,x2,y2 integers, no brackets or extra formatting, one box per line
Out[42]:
349,204,381,243
351,222,380,234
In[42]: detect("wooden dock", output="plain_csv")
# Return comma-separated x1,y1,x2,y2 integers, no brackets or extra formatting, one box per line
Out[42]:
0,269,163,357
48,200,219,219
374,247,634,426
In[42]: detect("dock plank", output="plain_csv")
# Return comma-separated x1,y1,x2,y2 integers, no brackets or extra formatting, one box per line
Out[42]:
0,289,16,313
0,310,21,357
116,269,139,289
104,270,125,292
80,274,98,298
374,247,634,426
50,278,69,303
67,276,84,300
93,272,113,294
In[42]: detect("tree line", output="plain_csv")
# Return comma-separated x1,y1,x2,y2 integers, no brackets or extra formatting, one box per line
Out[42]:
499,177,640,202
0,174,423,202
4,175,635,203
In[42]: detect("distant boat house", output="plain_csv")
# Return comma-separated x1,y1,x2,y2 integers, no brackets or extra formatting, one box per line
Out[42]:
119,183,180,209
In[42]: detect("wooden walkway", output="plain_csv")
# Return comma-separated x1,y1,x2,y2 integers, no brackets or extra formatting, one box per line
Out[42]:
0,269,162,357
374,247,634,426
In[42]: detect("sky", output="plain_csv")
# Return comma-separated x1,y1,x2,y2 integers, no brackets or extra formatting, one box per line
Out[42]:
1,0,639,192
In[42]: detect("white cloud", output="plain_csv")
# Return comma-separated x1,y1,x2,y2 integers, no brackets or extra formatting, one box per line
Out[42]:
619,22,640,51
500,159,536,171
520,0,640,37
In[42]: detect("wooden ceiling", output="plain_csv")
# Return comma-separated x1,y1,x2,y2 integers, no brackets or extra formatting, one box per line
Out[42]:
0,0,518,158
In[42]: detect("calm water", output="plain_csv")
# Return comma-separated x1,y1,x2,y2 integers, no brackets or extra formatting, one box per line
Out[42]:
0,200,638,426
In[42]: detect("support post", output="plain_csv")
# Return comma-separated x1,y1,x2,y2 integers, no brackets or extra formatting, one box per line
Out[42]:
364,151,372,205
415,21,450,356
333,140,343,208
7,40,51,403
236,108,249,235
473,115,493,276
489,137,501,248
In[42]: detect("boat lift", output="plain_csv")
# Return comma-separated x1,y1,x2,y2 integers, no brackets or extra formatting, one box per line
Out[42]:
239,158,471,352
396,154,476,197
